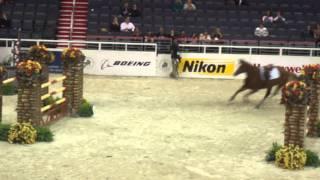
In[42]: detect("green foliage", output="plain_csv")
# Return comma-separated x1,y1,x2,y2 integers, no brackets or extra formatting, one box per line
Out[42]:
317,122,320,137
8,122,37,144
34,126,54,142
305,150,320,167
265,142,282,162
0,123,53,143
43,96,56,106
275,144,307,170
0,124,10,141
1,83,17,95
78,99,94,117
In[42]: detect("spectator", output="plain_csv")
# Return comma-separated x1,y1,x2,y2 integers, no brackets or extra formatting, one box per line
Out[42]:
178,31,187,43
314,24,320,46
300,25,314,40
120,16,135,32
0,11,10,28
199,33,205,41
130,3,141,17
203,31,211,40
183,0,196,11
211,28,223,40
273,11,286,24
262,10,273,24
191,33,198,43
132,27,141,36
156,27,166,38
234,0,248,6
254,23,269,37
121,2,131,17
168,29,176,39
144,31,154,43
172,0,183,12
110,16,120,32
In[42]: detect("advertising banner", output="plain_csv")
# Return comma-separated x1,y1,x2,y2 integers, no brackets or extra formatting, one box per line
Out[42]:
177,56,236,79
178,53,320,79
83,50,157,76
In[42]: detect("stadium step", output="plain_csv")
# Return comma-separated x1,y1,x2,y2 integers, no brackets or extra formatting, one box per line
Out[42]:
57,0,88,48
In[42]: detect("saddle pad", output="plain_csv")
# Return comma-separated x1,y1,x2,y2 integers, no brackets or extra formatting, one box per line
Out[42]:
260,67,280,80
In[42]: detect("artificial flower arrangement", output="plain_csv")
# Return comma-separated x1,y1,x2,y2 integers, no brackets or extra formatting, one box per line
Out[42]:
61,47,85,62
275,144,307,170
29,44,55,64
7,122,37,144
282,81,309,105
0,65,6,75
16,60,42,78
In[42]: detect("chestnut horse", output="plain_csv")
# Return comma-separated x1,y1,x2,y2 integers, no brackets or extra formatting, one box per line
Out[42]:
229,59,296,108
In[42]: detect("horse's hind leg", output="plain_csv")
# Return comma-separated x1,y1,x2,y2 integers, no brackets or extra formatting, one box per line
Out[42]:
229,85,247,101
256,87,272,109
272,85,281,97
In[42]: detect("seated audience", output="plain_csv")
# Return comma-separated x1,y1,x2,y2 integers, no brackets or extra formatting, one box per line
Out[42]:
156,27,167,38
183,0,196,11
191,33,198,43
203,31,211,40
110,16,120,32
130,4,141,17
314,24,320,46
144,31,155,43
121,2,131,17
0,11,10,28
168,29,176,39
120,17,135,32
300,25,314,40
262,10,273,24
172,0,183,12
234,0,249,6
273,11,286,24
132,27,141,36
211,28,223,40
254,23,269,37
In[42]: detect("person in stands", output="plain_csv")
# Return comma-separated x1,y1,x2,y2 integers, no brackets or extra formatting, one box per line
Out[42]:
262,10,273,24
254,23,269,37
172,0,183,12
273,11,286,24
144,31,155,43
130,3,141,17
183,0,196,11
120,16,135,32
110,16,120,32
156,27,167,38
0,11,10,28
121,2,131,17
211,28,223,40
314,24,320,46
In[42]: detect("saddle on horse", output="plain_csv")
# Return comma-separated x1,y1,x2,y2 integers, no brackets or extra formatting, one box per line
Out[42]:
260,64,280,82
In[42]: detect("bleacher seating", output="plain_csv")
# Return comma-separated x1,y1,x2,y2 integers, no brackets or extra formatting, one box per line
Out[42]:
0,0,60,39
86,0,319,44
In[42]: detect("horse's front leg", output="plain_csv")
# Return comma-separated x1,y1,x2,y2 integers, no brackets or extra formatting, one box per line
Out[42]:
256,87,272,109
229,85,247,101
271,85,282,97
243,89,259,102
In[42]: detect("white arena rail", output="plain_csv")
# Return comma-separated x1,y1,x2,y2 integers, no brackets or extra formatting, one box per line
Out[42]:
0,38,158,52
0,38,319,57
179,44,320,57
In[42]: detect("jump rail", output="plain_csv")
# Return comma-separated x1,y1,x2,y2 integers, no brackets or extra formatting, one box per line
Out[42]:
2,77,16,84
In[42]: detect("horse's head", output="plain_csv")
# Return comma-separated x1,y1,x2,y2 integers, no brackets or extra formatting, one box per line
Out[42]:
234,59,250,76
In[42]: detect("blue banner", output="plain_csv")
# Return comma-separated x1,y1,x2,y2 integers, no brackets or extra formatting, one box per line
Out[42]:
49,51,63,73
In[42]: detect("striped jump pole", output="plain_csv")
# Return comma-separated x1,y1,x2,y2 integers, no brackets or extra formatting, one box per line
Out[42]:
0,77,16,123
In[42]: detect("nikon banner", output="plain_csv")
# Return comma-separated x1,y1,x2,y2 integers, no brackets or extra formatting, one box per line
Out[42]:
178,57,236,79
